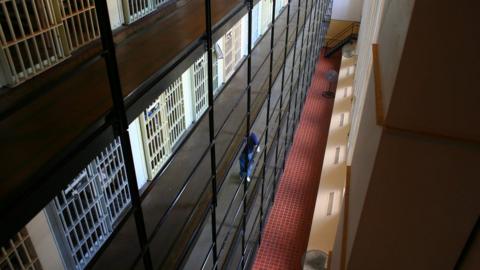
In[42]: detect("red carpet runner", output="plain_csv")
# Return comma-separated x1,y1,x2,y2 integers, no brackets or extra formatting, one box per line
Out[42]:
253,51,341,269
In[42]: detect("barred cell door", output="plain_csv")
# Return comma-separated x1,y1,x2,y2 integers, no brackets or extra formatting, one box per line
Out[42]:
93,139,131,225
48,138,131,269
50,169,110,269
0,228,42,269
140,93,171,180
123,0,167,23
191,54,208,120
60,0,100,52
164,77,186,146
233,21,242,65
0,0,69,85
223,29,234,79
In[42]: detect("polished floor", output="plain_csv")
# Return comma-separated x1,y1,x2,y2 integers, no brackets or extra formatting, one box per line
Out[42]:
253,51,341,269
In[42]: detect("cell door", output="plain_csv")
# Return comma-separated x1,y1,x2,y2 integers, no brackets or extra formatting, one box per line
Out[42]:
60,0,101,51
0,0,69,86
50,169,109,269
140,93,171,180
124,0,168,23
0,228,42,269
164,77,186,146
191,54,208,120
93,139,131,225
223,29,234,79
48,138,131,269
233,21,242,66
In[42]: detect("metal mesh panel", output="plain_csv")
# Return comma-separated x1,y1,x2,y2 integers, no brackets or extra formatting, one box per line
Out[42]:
0,0,68,85
192,54,208,119
94,139,131,225
164,77,186,146
60,0,100,51
140,92,171,179
50,138,131,269
0,228,42,270
124,0,167,23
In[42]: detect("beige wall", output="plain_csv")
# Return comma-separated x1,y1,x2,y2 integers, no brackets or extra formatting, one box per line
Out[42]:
307,53,356,254
331,0,363,21
329,0,480,269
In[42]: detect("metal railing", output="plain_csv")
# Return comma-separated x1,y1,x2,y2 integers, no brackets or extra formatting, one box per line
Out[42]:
0,0,333,270
325,22,359,56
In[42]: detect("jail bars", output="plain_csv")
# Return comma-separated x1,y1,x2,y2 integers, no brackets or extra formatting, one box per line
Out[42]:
0,0,68,85
47,138,131,270
0,229,42,270
0,0,333,269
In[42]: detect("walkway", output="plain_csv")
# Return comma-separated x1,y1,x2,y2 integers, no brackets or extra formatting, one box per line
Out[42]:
253,51,341,269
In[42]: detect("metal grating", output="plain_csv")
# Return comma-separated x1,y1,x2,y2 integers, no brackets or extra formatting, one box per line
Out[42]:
60,0,100,51
52,169,109,269
192,54,208,120
124,0,167,23
50,138,131,269
0,228,42,270
0,0,68,85
94,139,131,225
140,93,171,179
164,77,186,146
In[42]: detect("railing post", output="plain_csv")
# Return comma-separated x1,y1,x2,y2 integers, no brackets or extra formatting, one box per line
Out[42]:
274,0,292,212
284,0,303,163
242,0,254,267
203,0,219,268
92,0,152,269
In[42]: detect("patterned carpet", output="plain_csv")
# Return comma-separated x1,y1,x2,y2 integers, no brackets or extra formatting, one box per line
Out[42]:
253,51,341,270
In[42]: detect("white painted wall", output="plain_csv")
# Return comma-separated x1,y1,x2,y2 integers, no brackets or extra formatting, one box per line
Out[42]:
346,0,385,164
128,119,149,189
331,0,364,21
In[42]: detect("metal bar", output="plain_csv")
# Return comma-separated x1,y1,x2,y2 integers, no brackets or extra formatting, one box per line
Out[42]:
203,0,219,268
265,0,277,206
92,0,152,269
283,0,302,172
299,0,317,112
273,0,292,210
241,0,254,267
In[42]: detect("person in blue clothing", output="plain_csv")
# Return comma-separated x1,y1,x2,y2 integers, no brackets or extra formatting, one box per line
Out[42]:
239,133,260,182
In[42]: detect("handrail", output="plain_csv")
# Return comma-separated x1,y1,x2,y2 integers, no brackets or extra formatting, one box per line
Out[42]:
326,22,359,49
340,165,351,270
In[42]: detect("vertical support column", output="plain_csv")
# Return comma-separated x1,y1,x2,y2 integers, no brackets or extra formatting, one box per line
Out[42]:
92,1,152,269
266,0,277,203
203,0,219,268
241,0,253,267
299,0,317,112
274,0,292,200
284,0,303,163
292,0,310,131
